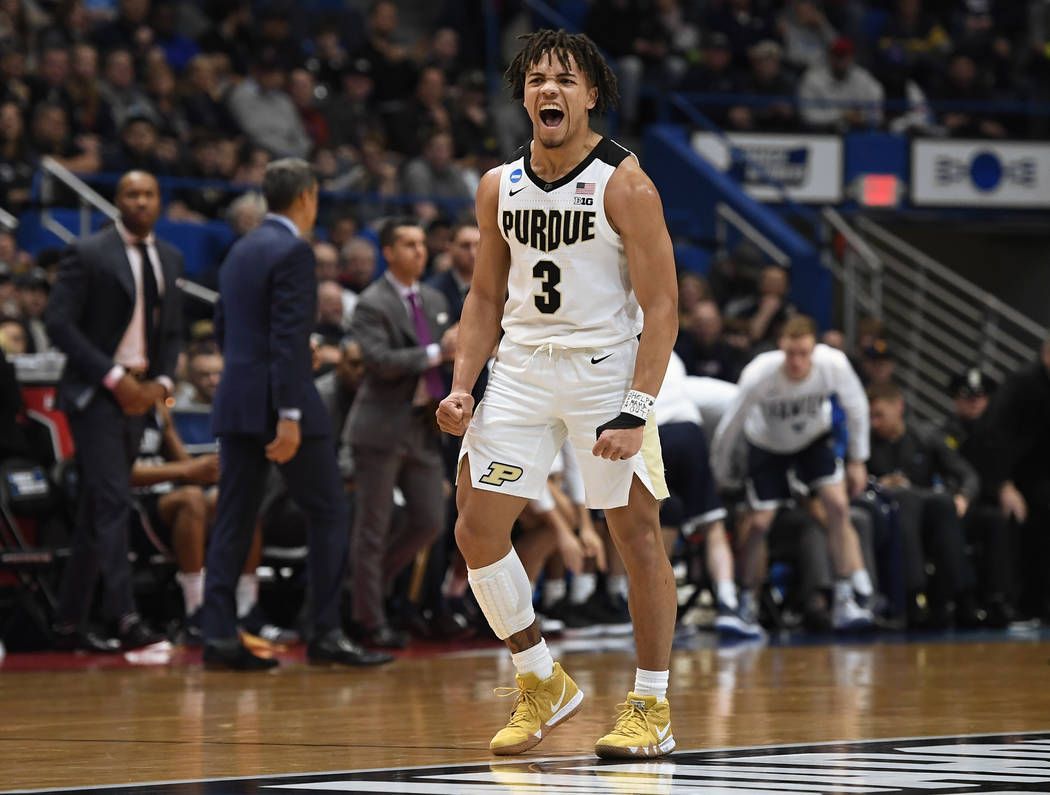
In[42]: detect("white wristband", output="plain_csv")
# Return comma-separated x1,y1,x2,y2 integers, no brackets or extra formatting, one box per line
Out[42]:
621,389,655,421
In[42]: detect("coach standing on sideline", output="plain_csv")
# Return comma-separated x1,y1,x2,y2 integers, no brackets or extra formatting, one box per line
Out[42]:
202,159,392,670
46,170,181,651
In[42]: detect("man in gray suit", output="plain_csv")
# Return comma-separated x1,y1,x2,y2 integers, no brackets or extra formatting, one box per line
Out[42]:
347,217,456,648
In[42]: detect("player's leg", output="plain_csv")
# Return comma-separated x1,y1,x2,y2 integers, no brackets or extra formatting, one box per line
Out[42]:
814,478,875,630
157,486,207,619
455,465,584,755
593,475,677,758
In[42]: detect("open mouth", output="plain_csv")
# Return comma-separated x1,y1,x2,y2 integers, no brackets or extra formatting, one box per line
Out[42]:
539,105,564,128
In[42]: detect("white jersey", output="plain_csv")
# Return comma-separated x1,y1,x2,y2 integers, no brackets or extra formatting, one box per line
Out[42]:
497,138,643,348
711,344,869,479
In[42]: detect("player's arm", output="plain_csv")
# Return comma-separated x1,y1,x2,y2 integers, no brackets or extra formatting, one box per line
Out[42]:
592,159,678,461
832,351,870,496
436,166,510,436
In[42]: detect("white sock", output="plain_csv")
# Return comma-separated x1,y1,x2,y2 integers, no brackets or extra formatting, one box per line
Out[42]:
606,573,629,601
851,568,874,598
569,572,596,605
542,578,567,609
511,638,554,680
833,578,854,603
633,667,669,702
175,570,205,615
236,572,258,618
715,580,738,611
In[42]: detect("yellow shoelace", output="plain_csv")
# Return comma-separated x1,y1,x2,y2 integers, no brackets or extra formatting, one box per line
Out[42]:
494,683,542,729
610,700,658,739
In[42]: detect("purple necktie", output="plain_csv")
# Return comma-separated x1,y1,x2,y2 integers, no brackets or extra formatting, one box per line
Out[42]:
407,291,446,401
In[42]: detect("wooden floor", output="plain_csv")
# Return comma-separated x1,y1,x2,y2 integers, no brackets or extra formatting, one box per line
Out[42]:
1,636,1049,792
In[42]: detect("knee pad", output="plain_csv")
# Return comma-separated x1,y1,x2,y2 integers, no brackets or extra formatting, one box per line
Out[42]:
467,549,535,640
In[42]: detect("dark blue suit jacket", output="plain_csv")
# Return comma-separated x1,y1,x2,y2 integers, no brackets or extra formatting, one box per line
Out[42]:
211,217,329,438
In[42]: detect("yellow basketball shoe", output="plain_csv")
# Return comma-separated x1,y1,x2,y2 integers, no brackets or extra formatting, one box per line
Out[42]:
594,692,675,759
489,662,584,755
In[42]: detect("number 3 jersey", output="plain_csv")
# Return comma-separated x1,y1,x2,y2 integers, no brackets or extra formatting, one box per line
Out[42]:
497,137,644,349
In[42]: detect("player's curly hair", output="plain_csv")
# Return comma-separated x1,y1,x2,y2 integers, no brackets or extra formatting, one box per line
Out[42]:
505,29,619,114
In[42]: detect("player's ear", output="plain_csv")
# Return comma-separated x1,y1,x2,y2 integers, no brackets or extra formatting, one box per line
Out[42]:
586,85,597,111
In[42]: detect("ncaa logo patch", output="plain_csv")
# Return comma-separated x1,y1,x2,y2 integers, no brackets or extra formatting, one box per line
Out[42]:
509,168,523,183
479,461,523,486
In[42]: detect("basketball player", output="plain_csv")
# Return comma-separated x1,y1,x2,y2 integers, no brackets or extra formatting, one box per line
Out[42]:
436,30,678,759
710,315,875,631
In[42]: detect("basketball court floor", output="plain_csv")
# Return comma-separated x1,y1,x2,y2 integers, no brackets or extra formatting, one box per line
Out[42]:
2,629,1049,794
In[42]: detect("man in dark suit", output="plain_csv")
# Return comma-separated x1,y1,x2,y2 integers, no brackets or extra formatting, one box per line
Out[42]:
202,158,391,669
426,221,478,324
45,170,181,651
347,217,455,648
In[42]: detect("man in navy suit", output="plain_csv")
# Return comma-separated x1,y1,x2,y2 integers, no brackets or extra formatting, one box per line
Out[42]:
46,170,181,652
202,158,391,669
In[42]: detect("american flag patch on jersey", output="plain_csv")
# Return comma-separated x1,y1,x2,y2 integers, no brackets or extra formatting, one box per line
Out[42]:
575,181,595,195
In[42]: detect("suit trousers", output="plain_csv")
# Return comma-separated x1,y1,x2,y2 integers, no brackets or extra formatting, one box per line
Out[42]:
59,393,145,626
203,433,349,640
351,413,445,628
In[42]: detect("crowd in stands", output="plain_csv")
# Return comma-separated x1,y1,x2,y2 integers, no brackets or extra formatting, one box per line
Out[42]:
1,1,1049,654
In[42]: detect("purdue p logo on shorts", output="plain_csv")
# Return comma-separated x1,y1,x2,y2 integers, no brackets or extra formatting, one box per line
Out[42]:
479,462,524,487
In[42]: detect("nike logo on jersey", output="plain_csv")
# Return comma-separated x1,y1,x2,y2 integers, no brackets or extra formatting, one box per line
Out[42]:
509,186,527,197
590,353,614,364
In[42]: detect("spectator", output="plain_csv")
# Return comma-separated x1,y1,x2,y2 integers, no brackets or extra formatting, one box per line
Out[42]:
67,43,115,140
315,279,347,369
585,0,679,131
324,55,380,152
387,65,454,157
313,240,340,283
29,102,100,174
877,0,951,85
326,212,359,253
859,338,896,386
799,37,884,131
227,49,311,159
174,346,223,415
99,47,159,131
289,68,329,149
306,23,350,93
28,43,76,123
339,238,378,296
341,134,400,224
148,0,199,73
101,114,171,175
181,54,236,137
426,221,478,324
252,1,302,72
938,368,1018,626
15,268,50,353
704,0,778,69
424,218,452,274
867,382,983,627
933,51,1007,138
144,60,188,144
92,0,154,56
352,0,416,105
225,191,266,239
0,100,32,210
678,33,741,131
876,45,938,134
424,27,463,85
0,315,26,354
400,131,473,225
0,40,29,109
315,337,365,454
724,264,798,346
951,0,1026,93
675,299,745,382
197,1,253,75
169,132,230,222
731,40,798,131
781,0,838,72
450,70,499,162
980,337,1050,620
0,262,15,317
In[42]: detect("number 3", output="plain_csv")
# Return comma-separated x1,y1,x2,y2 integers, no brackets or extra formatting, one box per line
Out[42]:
533,259,561,314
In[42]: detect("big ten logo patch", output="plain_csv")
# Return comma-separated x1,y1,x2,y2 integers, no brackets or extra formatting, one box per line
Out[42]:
479,462,524,487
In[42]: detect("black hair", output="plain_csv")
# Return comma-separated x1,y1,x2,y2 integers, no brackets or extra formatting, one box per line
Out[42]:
379,216,421,249
262,158,316,212
505,29,619,114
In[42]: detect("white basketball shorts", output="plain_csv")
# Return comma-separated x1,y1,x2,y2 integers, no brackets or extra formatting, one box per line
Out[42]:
459,336,668,510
